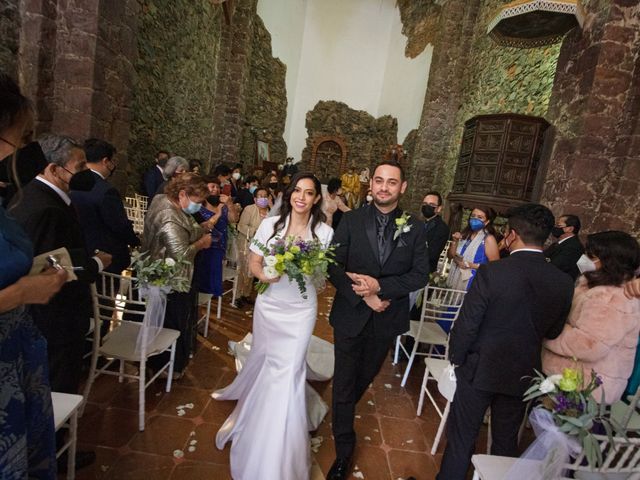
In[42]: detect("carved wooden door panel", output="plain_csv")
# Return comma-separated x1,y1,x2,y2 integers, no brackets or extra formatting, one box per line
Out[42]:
310,136,347,182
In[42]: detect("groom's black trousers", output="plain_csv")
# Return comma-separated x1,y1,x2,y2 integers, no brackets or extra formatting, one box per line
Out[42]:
332,319,395,458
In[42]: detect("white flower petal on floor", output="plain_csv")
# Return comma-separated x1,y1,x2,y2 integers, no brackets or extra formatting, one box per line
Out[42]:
173,449,184,458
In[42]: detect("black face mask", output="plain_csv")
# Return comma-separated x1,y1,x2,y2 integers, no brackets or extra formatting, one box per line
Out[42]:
68,169,96,192
551,226,566,238
207,195,220,207
268,182,278,190
422,205,436,219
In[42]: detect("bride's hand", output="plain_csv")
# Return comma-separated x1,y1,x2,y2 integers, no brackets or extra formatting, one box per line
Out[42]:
259,271,281,284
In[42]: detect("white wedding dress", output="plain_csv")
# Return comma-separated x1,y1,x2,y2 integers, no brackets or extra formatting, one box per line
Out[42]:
213,215,333,480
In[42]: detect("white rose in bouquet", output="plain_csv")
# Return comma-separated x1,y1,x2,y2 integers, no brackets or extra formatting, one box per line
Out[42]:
263,265,279,279
264,255,278,267
164,258,176,267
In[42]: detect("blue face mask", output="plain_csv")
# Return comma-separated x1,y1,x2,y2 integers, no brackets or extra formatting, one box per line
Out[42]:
249,185,257,194
182,198,202,214
469,218,485,231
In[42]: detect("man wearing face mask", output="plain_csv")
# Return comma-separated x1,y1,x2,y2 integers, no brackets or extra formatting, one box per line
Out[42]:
421,191,450,274
70,138,140,275
9,133,113,471
543,214,584,281
437,204,574,480
236,175,259,210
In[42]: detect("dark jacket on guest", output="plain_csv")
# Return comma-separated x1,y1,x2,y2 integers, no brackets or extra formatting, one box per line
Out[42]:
70,170,140,274
236,188,255,210
424,215,450,273
142,164,164,199
9,179,100,353
449,251,574,397
544,235,584,281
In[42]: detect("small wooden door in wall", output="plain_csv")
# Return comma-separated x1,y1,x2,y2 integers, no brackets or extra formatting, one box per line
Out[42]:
310,136,348,182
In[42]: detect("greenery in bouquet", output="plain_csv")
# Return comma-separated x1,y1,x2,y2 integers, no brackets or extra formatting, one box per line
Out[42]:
131,251,190,292
252,236,337,299
523,366,623,468
429,271,449,288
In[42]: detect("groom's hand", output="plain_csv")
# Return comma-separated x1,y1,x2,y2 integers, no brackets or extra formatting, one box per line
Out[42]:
349,273,380,297
363,295,390,312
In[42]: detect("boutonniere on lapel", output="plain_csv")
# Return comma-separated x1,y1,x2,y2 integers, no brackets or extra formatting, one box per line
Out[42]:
393,212,412,241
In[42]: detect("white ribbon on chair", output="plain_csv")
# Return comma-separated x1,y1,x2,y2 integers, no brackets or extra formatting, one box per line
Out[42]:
504,407,581,480
438,363,457,402
135,285,171,355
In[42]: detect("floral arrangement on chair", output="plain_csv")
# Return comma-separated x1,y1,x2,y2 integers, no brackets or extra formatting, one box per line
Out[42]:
132,252,190,291
130,252,190,353
522,366,622,470
252,236,336,299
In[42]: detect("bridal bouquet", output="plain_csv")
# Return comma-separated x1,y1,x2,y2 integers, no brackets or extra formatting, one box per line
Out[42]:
252,236,336,299
521,367,621,470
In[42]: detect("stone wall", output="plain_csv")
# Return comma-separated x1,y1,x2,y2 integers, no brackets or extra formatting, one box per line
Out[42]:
300,100,398,179
540,0,640,237
0,0,20,77
127,0,223,184
406,0,561,211
238,14,287,168
397,0,441,59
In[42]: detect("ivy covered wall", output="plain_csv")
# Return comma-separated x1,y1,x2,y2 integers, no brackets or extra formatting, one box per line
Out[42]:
436,0,561,193
402,0,561,210
128,0,224,185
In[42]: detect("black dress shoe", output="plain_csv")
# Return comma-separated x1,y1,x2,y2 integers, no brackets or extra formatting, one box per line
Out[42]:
327,457,352,480
57,450,96,472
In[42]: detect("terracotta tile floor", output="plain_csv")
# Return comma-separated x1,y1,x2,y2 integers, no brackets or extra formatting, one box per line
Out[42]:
71,286,522,480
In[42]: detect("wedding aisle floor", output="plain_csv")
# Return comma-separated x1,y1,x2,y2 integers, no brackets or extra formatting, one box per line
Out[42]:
70,285,501,480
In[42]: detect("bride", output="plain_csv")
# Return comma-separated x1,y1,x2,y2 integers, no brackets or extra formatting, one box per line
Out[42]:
213,172,333,480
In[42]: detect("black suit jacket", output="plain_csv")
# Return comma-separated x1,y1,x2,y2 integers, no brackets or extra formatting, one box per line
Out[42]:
9,179,100,345
142,165,164,199
424,215,450,273
70,171,140,274
544,235,584,280
328,205,430,338
449,251,574,397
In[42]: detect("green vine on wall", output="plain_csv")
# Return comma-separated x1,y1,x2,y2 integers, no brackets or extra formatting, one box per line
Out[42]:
128,0,223,189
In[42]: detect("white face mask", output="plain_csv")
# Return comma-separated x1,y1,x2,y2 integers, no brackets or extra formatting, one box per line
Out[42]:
232,172,241,181
576,254,598,274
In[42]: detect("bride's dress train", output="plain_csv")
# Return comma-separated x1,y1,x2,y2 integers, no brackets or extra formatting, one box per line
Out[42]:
213,280,316,479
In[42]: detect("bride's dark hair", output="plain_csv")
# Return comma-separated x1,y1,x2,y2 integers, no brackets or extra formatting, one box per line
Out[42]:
269,172,326,241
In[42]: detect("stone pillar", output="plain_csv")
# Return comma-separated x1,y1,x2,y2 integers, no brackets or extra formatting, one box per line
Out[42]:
17,0,138,192
210,0,257,167
405,0,482,210
540,0,640,237
1,0,21,77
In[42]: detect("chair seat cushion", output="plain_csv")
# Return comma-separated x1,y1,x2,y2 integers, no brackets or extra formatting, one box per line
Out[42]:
100,322,180,361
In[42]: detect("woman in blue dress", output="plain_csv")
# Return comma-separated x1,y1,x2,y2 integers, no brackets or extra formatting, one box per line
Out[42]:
193,178,238,296
447,206,500,292
0,71,67,479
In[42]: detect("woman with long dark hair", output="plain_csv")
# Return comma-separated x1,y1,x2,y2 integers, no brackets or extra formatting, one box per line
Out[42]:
0,72,67,479
213,172,333,480
543,231,640,403
447,205,500,290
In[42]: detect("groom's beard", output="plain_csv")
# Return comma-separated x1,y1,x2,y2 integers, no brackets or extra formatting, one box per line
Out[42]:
373,191,400,208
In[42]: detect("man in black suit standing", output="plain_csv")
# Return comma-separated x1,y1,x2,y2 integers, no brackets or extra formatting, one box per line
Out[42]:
141,149,169,199
543,214,584,280
327,161,430,479
421,191,450,273
70,138,140,275
436,203,574,480
9,134,112,395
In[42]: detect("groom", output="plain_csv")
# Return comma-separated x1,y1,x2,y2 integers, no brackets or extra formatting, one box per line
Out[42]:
327,161,430,479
